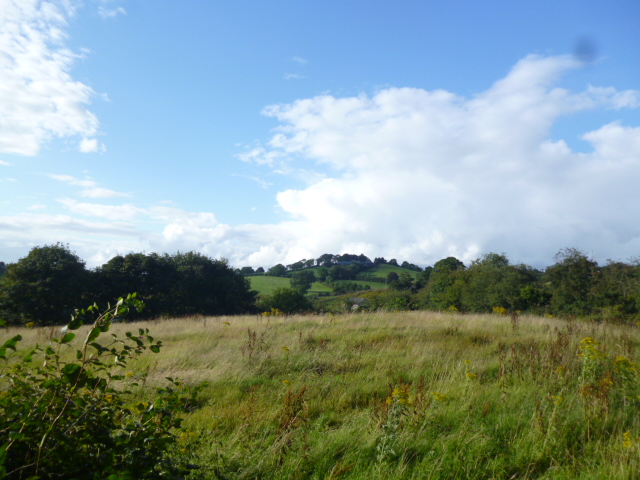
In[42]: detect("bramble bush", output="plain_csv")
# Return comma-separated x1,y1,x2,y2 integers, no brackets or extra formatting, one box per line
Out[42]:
0,294,195,480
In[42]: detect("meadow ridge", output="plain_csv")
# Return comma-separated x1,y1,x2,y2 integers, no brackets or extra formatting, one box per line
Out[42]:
6,311,640,479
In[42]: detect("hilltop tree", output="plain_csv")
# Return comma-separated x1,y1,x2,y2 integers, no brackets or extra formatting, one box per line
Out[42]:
267,264,287,277
316,254,335,267
0,244,89,325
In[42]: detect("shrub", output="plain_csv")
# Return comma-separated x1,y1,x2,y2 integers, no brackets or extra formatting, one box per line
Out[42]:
0,294,195,479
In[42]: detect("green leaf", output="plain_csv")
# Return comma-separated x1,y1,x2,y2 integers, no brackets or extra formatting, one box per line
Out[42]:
149,345,161,353
90,342,107,354
46,346,56,355
87,327,101,343
67,317,84,330
2,334,22,351
61,332,76,343
61,363,82,383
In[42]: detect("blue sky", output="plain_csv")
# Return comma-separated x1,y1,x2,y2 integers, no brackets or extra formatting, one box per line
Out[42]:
1,0,639,269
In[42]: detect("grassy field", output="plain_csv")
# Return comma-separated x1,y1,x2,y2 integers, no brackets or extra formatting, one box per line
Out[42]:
247,275,291,294
8,312,640,479
364,263,421,279
247,264,419,296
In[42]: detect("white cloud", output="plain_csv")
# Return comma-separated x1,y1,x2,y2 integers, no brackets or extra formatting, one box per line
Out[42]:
292,56,308,65
49,173,131,198
0,0,100,156
98,6,126,19
27,204,46,210
58,198,143,221
79,137,105,153
0,160,11,166
241,54,640,267
2,54,639,270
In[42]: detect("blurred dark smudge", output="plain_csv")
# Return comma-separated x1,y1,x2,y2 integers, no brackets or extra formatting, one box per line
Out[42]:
573,36,597,63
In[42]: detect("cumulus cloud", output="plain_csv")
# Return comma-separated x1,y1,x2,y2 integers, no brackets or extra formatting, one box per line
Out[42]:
240,54,640,267
0,0,100,156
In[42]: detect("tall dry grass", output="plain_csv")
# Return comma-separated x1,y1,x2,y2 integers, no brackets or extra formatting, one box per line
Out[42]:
6,311,640,479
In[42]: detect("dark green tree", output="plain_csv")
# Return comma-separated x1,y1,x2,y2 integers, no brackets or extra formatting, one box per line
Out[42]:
592,260,640,319
544,249,599,315
96,252,175,318
386,271,399,287
421,257,465,310
415,266,433,289
458,253,538,312
267,264,287,277
240,266,255,275
256,287,312,314
394,271,415,291
316,254,336,267
290,270,316,294
169,252,257,316
0,244,89,325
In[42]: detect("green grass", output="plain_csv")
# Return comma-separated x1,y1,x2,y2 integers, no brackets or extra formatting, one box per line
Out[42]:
364,264,421,279
247,275,291,294
10,312,640,479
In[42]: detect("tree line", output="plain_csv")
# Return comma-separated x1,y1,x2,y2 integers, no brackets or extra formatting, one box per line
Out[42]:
353,249,640,321
254,249,640,321
0,244,257,326
3,245,640,324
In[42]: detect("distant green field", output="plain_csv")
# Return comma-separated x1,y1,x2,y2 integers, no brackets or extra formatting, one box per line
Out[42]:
365,263,421,278
247,275,290,295
331,279,387,290
247,264,421,296
307,282,333,294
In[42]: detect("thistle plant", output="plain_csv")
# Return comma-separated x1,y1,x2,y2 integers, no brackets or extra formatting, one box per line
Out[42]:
376,385,410,463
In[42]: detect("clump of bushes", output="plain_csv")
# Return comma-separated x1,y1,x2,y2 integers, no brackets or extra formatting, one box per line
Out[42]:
0,295,195,479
